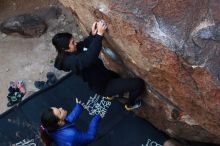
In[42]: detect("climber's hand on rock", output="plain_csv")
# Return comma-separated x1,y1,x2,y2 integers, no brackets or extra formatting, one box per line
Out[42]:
97,20,107,36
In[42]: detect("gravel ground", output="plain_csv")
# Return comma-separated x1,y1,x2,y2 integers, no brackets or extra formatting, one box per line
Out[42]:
0,0,84,114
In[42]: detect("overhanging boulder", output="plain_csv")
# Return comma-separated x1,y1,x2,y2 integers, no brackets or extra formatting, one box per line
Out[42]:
58,0,220,144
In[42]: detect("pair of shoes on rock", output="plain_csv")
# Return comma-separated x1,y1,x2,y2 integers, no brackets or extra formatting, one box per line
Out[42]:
125,99,142,111
34,72,57,90
7,81,26,107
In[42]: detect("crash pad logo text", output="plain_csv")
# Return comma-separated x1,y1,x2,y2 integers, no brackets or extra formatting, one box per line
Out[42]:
14,139,36,146
142,138,162,146
84,94,111,117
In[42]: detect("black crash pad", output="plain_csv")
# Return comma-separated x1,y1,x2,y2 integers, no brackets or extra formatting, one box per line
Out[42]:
1,73,215,146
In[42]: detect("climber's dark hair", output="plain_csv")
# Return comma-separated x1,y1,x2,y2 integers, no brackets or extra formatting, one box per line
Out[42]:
52,33,73,71
41,108,60,132
40,108,60,146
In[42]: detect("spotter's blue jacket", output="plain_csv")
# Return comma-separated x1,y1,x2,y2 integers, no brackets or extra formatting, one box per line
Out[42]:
49,104,101,146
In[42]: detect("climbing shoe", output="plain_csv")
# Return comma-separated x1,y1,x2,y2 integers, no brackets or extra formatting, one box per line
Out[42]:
16,81,26,94
7,92,23,107
125,100,142,111
46,72,57,85
34,81,47,89
106,96,114,100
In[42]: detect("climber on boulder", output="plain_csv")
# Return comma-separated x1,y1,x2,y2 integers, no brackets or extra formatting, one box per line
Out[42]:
52,20,145,111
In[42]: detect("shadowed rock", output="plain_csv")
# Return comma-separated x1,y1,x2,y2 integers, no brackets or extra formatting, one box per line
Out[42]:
0,14,47,37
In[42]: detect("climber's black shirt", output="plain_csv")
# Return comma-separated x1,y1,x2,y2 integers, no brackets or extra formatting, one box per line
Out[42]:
62,34,118,93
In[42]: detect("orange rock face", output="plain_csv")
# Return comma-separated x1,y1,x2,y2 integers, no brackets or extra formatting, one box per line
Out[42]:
59,0,220,144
